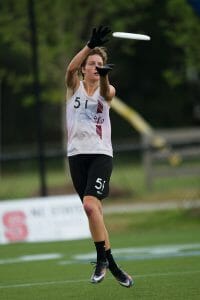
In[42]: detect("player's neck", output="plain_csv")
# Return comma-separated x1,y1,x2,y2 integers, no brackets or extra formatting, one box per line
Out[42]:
83,80,99,96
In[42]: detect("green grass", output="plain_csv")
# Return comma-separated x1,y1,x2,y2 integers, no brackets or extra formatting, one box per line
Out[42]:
0,160,69,200
111,163,200,203
0,158,199,202
0,209,200,300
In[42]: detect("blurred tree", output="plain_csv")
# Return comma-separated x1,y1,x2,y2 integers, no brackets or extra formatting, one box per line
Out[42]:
0,0,200,149
104,0,200,129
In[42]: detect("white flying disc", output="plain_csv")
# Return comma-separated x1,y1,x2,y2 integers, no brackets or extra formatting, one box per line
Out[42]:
112,32,151,41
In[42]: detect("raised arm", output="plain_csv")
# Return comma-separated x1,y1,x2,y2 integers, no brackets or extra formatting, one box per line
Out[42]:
65,26,111,92
65,46,91,91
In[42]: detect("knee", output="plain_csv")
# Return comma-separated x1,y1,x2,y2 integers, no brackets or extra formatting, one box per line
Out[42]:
83,196,97,217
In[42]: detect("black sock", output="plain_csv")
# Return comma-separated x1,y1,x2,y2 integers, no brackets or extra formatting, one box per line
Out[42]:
94,241,107,262
106,249,119,272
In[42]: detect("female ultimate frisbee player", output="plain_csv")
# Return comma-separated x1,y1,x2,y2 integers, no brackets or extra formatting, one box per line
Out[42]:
65,25,133,287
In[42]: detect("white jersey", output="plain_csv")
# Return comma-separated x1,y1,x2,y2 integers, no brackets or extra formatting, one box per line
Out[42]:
66,81,113,157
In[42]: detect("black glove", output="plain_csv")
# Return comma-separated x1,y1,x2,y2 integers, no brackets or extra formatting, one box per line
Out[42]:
87,25,111,49
96,64,114,77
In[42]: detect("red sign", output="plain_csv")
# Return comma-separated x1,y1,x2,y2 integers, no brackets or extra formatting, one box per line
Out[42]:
3,211,28,242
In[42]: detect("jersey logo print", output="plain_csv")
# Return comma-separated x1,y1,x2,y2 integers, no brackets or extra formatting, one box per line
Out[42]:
96,101,103,139
96,125,102,139
97,100,103,113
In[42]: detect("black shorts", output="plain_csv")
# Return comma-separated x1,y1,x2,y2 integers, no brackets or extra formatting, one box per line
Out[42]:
68,154,113,202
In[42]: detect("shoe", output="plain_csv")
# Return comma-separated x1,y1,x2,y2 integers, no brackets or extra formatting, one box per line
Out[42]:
90,260,109,284
110,267,134,288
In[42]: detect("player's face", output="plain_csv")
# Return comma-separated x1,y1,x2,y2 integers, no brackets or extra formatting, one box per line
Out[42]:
83,55,103,81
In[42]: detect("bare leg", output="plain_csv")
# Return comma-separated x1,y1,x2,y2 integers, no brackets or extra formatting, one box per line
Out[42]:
83,195,133,286
96,199,110,250
83,195,110,247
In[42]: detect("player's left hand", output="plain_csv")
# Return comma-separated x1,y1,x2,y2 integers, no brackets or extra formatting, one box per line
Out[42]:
96,64,114,77
87,26,111,49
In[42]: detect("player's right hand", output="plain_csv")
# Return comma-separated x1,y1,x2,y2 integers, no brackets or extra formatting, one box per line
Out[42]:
87,26,111,49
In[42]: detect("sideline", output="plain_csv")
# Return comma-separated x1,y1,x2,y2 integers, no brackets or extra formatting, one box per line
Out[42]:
0,269,200,289
103,199,200,214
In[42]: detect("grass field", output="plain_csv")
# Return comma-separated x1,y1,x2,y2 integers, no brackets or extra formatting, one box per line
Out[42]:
1,157,199,202
0,209,200,300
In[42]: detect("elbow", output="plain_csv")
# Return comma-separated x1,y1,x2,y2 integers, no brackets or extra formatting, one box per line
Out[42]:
101,90,112,102
67,61,79,75
66,65,75,76
105,90,111,100
101,86,115,101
